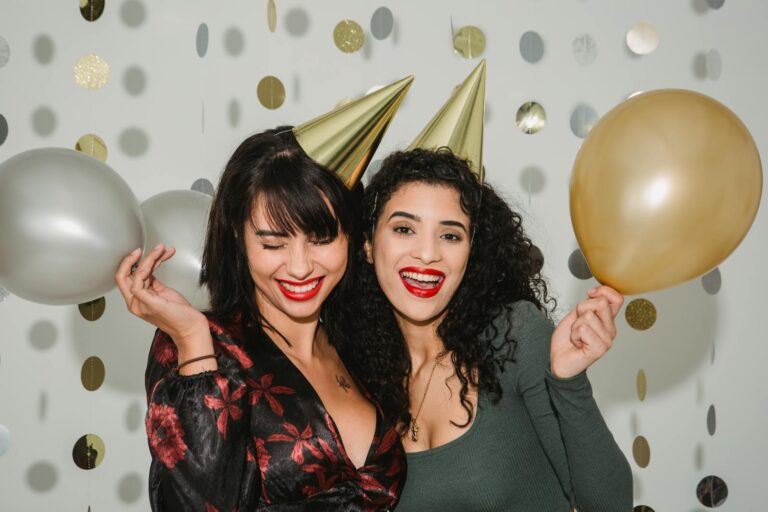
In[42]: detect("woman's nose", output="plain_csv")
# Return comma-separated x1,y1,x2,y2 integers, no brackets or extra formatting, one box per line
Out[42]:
286,243,313,279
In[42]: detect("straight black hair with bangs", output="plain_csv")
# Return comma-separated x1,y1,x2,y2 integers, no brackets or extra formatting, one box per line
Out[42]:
200,126,361,331
253,149,347,242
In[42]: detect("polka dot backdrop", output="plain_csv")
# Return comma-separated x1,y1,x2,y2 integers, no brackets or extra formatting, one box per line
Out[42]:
0,1,766,510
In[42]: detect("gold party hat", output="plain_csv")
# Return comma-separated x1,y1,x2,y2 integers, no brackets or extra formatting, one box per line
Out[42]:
293,75,414,188
409,60,486,181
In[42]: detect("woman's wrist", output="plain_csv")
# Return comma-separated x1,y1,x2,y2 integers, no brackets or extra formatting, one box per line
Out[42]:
174,320,217,375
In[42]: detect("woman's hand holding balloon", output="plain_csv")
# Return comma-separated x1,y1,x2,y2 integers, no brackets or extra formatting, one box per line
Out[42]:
550,286,624,379
115,243,216,374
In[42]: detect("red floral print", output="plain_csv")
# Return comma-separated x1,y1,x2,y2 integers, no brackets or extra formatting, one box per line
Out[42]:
246,374,295,416
146,402,188,469
254,437,272,503
267,422,323,464
204,373,247,438
145,315,406,510
215,339,254,369
151,330,178,368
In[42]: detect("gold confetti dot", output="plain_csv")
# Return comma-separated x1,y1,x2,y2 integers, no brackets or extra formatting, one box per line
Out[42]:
75,134,108,162
633,435,650,468
257,76,285,109
74,54,110,89
334,20,365,53
626,298,657,330
78,297,106,321
453,26,486,59
516,101,546,134
72,434,105,470
80,0,105,22
636,369,647,401
81,356,105,391
267,0,277,33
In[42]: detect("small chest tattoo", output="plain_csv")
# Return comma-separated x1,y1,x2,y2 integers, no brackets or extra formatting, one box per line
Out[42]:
335,374,351,393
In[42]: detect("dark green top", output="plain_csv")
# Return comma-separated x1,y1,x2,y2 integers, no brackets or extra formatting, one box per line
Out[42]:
395,301,632,512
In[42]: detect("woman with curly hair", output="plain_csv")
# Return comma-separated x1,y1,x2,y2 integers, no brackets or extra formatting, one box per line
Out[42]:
340,148,632,511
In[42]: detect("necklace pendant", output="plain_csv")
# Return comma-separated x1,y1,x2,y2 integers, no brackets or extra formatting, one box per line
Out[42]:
410,421,419,442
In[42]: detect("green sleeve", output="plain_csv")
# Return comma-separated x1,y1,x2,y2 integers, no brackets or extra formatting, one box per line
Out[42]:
509,301,633,512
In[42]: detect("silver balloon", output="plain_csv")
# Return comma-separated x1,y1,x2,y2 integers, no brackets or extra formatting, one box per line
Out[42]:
141,190,211,310
0,148,144,305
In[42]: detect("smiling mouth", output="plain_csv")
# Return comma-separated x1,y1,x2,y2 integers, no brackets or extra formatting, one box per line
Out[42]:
276,276,325,301
399,267,445,298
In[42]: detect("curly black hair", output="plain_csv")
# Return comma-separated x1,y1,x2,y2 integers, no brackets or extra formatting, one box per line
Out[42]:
337,148,554,433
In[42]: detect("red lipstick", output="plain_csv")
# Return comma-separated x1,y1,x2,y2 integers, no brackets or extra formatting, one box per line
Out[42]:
399,267,445,299
276,276,325,301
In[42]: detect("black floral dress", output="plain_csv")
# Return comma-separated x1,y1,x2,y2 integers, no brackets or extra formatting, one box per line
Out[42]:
144,314,406,511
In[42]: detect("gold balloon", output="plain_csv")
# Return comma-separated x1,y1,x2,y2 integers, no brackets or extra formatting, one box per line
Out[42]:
571,89,762,295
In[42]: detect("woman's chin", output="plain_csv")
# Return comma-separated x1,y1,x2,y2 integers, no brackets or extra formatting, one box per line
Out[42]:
392,302,446,327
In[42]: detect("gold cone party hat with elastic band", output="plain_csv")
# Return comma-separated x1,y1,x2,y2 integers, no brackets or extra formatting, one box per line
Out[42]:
408,60,486,182
293,75,414,189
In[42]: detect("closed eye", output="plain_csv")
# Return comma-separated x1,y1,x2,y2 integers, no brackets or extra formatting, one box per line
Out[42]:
310,238,333,246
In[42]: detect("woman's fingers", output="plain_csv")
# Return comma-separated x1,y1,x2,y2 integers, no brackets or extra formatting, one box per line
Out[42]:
581,311,612,349
115,248,142,306
570,316,611,357
587,285,624,315
576,296,618,338
151,246,176,274
130,244,165,290
135,243,165,275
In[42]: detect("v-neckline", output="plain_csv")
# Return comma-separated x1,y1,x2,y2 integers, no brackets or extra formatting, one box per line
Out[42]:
256,326,380,471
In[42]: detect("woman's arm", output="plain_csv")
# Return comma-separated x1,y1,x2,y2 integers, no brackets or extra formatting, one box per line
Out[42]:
512,300,632,512
145,328,257,511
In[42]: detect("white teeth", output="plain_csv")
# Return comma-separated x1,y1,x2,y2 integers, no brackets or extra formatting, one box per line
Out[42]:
279,280,320,293
400,271,442,283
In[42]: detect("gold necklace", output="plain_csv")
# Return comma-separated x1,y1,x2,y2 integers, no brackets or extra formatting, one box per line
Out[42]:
409,350,448,442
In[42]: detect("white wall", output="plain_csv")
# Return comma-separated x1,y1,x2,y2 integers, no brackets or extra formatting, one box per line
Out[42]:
1,1,766,510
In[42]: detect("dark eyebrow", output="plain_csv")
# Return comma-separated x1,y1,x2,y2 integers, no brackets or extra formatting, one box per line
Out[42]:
388,211,420,222
388,211,468,234
440,220,468,234
254,228,289,237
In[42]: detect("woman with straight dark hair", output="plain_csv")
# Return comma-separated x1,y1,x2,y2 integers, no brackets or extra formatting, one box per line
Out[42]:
115,77,412,511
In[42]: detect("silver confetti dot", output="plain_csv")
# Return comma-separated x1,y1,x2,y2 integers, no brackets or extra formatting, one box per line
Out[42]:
224,27,245,56
570,103,599,138
702,268,721,294
573,34,597,66
0,36,9,67
370,7,394,40
706,404,716,436
196,23,209,58
519,31,544,63
33,34,54,65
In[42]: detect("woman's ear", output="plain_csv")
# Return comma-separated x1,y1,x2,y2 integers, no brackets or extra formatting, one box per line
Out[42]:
364,239,374,264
